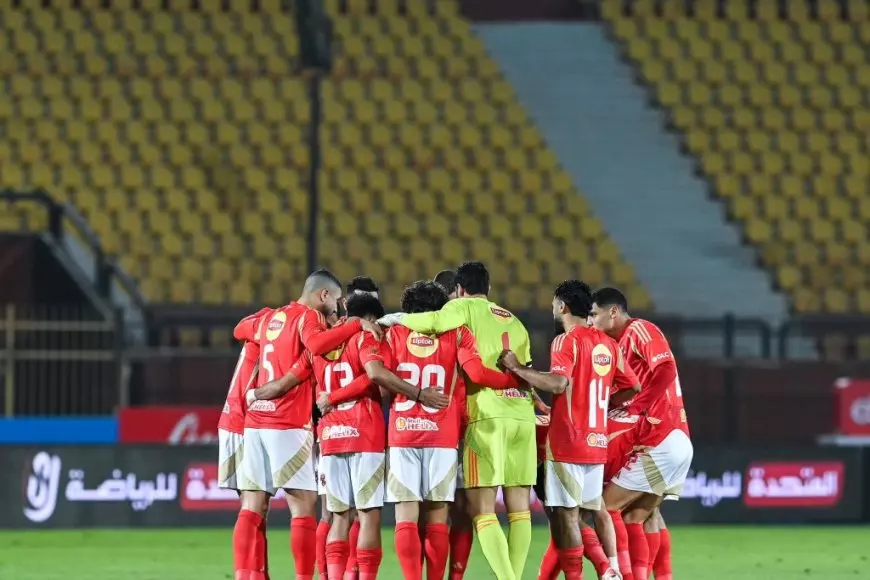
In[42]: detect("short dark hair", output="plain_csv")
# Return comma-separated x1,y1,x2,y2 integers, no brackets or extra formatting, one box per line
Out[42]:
345,292,385,319
591,287,629,313
303,268,341,294
553,280,593,317
401,280,448,314
454,261,489,295
347,276,379,295
433,270,456,294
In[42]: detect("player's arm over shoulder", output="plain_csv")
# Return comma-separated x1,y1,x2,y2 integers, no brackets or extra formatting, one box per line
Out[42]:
402,298,467,334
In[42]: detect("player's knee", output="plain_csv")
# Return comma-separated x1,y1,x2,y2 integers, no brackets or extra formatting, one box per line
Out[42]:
240,491,270,517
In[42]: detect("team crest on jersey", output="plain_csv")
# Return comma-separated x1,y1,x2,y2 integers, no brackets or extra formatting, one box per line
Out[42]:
591,343,613,377
489,306,513,322
265,311,287,341
586,433,607,448
407,332,439,358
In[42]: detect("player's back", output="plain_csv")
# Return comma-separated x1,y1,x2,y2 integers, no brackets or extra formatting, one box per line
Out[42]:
220,309,268,433
387,325,466,448
548,326,622,464
248,302,316,430
621,318,689,438
459,297,533,422
314,331,386,455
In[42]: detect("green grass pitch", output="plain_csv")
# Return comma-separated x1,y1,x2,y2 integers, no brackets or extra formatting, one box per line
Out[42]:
0,525,866,579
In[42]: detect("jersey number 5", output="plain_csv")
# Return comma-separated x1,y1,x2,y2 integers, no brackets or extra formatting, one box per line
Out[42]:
589,378,609,429
395,362,446,413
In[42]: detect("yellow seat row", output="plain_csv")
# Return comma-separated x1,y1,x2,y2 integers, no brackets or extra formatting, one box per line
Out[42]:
604,4,870,313
0,4,648,309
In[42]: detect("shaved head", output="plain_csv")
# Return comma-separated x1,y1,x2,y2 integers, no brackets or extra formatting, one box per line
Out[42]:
303,269,342,295
300,268,342,317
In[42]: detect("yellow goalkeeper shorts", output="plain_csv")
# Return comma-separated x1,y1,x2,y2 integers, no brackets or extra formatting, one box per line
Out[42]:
463,418,536,488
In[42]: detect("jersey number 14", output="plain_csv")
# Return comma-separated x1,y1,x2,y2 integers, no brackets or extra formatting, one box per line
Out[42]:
588,378,609,429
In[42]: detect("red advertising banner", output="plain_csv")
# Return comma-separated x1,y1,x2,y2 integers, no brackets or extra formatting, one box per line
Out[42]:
834,378,870,436
180,463,288,511
744,461,844,508
118,407,222,444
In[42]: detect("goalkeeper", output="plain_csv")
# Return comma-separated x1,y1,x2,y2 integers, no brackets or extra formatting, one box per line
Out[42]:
380,261,534,580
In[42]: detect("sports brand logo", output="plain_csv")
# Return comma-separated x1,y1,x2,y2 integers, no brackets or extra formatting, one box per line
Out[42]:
23,452,62,523
591,344,613,377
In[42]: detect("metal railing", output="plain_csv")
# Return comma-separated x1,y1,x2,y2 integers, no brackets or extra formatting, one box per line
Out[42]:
0,190,147,310
0,305,124,417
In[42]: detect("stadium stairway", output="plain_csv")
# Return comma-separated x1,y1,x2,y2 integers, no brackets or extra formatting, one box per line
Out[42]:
476,22,791,328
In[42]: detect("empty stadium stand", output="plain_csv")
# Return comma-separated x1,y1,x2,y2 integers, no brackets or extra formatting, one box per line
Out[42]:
0,1,647,310
603,0,870,314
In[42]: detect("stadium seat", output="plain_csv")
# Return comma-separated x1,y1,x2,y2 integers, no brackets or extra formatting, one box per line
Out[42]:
603,2,870,313
0,3,646,310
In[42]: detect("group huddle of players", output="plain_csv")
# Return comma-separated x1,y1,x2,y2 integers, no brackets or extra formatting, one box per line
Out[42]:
217,260,692,580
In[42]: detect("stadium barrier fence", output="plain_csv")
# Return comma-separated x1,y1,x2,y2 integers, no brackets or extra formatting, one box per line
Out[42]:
2,444,866,529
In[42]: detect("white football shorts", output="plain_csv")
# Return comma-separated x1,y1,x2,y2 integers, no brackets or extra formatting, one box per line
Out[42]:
387,447,459,503
612,429,694,499
321,451,386,513
239,427,316,495
544,461,604,510
218,428,244,490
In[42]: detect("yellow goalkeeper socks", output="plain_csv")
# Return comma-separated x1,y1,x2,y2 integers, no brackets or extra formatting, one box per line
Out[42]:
507,510,532,579
473,514,516,580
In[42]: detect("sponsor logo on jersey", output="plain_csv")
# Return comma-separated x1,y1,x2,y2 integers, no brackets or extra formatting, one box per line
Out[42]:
586,433,608,448
497,388,530,399
489,306,513,321
591,343,613,377
249,400,277,412
265,311,287,341
651,351,672,363
407,332,439,358
321,425,360,440
395,417,439,431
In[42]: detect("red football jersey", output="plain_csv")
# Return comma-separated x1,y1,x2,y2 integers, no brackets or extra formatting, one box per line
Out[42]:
386,325,478,449
247,302,328,430
547,326,638,464
220,308,270,434
311,331,389,455
618,318,690,447
218,342,259,434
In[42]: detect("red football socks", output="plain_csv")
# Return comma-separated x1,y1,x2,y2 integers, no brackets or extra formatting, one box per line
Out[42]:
558,546,585,580
395,522,423,580
326,541,350,580
448,523,473,579
316,520,331,580
653,528,673,580
291,516,317,580
609,511,634,580
645,531,661,572
344,520,361,580
234,509,268,579
355,548,382,580
537,538,561,580
424,523,450,580
625,523,650,580
581,526,610,576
